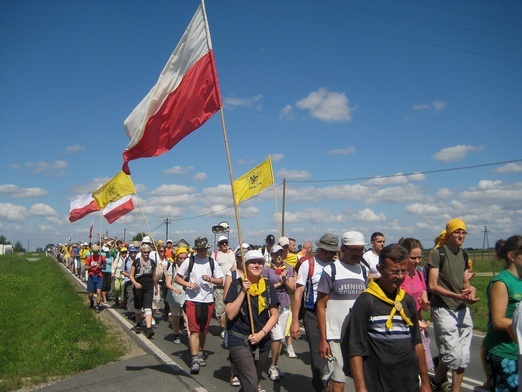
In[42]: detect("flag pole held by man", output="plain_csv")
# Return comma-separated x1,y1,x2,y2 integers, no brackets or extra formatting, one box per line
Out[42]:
122,1,222,175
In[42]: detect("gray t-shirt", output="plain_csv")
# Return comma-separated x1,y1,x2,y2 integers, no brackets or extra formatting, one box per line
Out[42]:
428,245,466,310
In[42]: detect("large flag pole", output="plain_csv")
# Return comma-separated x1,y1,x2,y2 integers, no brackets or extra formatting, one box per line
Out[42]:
200,0,255,332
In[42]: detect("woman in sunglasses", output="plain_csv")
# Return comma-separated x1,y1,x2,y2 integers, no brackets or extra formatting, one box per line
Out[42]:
130,244,158,338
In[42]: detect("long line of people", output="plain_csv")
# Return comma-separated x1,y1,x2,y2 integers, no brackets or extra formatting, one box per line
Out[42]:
51,221,522,392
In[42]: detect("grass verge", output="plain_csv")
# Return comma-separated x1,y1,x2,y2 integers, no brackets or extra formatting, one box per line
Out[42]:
0,253,127,392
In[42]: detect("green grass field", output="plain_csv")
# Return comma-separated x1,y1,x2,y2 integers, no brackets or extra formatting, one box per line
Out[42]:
0,253,126,392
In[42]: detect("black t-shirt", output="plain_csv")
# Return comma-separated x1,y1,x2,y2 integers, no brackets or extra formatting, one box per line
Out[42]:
225,277,279,352
347,291,422,392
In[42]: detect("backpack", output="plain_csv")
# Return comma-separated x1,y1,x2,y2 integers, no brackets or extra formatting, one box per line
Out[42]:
184,254,215,285
427,247,469,298
298,258,367,319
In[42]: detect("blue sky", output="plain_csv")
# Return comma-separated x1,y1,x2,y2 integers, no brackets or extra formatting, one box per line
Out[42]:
1,0,521,251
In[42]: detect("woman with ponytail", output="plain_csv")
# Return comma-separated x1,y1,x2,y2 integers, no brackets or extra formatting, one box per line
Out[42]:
483,235,522,392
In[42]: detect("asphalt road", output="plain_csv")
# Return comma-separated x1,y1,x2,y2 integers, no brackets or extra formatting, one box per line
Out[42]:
60,262,490,392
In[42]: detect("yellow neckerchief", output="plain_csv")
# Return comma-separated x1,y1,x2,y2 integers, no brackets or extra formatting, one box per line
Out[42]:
248,277,267,314
364,280,413,330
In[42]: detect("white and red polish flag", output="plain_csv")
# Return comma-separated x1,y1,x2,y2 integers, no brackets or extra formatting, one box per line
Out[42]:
69,193,100,223
102,195,135,224
122,1,222,174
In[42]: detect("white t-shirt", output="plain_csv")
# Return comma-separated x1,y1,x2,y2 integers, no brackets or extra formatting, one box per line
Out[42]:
317,260,367,340
177,255,224,303
213,249,236,277
296,257,329,309
362,250,380,278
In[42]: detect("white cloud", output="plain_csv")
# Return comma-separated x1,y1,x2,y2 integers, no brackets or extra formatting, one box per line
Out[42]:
413,100,447,112
224,94,262,110
24,160,68,176
493,162,522,174
0,184,48,198
64,144,85,154
271,153,285,162
432,145,485,162
29,203,59,216
0,203,27,221
405,203,445,215
276,168,311,180
149,184,197,196
279,104,294,120
295,88,353,123
351,208,386,222
193,172,207,181
328,146,355,155
163,165,188,175
363,174,409,186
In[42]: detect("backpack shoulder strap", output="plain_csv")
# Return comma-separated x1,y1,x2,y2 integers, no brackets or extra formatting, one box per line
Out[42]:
308,257,315,280
438,247,446,272
330,260,337,284
209,256,215,276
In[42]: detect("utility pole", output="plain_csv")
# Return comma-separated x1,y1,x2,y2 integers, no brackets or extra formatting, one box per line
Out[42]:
123,228,127,243
281,179,286,236
164,218,172,242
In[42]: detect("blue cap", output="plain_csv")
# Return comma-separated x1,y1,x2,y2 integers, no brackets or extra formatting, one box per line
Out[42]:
128,245,137,252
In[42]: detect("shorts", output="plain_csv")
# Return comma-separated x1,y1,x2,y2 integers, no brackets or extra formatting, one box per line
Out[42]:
328,340,347,383
133,286,154,312
270,306,290,341
185,301,214,334
214,287,225,318
87,275,103,293
485,350,519,392
432,306,473,370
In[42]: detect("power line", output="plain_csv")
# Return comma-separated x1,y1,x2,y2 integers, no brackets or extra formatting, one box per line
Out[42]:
287,159,522,184
169,159,521,222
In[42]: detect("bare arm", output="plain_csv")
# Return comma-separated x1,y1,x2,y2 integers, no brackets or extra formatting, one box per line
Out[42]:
291,285,304,340
416,342,431,392
350,356,368,392
489,281,513,334
316,292,331,359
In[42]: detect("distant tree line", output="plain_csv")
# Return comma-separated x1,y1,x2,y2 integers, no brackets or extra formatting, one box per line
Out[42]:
0,234,25,252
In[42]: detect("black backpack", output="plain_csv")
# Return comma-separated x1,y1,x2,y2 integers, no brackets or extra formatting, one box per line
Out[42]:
184,254,215,284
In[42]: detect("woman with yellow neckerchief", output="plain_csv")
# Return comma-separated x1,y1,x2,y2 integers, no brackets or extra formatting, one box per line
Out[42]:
225,249,279,392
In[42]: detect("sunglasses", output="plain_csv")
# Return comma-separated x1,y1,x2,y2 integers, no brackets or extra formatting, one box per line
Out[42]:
219,241,228,245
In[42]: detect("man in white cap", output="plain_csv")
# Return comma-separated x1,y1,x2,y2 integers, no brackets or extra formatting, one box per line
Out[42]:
291,233,339,392
212,234,235,338
316,231,368,392
175,236,224,375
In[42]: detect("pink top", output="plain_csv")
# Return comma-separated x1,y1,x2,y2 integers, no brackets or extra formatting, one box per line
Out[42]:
401,269,426,314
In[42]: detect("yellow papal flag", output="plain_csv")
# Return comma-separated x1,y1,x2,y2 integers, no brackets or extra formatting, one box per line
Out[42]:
92,171,136,209
233,156,274,204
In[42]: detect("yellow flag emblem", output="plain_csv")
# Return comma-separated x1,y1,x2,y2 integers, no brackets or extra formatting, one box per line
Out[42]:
233,157,274,204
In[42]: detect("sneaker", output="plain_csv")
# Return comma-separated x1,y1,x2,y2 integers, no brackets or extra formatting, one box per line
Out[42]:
275,365,284,378
221,329,226,339
198,355,207,367
100,302,109,308
95,306,100,313
430,378,451,392
190,360,200,374
286,345,297,358
230,375,240,387
145,328,155,339
268,365,280,381
173,335,181,344
135,326,142,334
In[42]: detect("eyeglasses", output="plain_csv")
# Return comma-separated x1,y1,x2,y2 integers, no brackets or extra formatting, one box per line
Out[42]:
387,268,407,276
142,251,150,254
